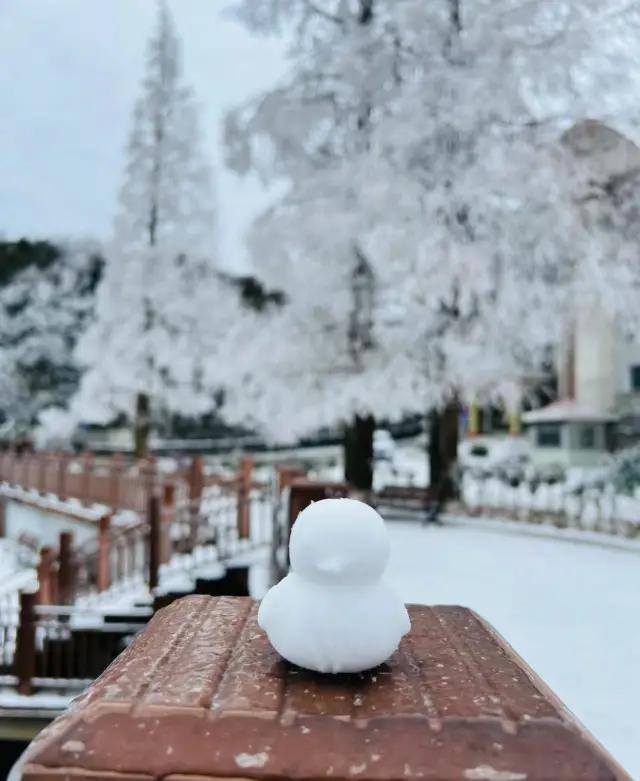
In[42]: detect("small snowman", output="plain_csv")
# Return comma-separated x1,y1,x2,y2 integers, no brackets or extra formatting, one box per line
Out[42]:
258,498,410,674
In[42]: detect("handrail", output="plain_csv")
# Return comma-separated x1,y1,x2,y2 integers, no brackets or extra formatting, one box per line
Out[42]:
33,604,153,618
0,457,282,698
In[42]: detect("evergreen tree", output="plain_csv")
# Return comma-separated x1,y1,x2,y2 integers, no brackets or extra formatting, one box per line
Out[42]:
73,1,230,458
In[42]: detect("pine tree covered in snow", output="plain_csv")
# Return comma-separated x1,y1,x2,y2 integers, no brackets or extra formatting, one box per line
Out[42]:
222,0,640,490
73,1,233,457
0,239,103,427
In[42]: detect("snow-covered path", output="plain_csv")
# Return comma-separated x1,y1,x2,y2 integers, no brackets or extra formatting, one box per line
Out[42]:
383,518,640,778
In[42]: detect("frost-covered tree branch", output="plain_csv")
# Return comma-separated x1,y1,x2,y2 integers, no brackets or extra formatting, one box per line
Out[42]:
219,0,640,469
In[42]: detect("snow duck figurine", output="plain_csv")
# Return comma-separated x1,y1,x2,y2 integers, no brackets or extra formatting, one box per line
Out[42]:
258,497,411,674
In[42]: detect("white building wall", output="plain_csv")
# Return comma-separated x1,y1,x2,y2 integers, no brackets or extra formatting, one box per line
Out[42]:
574,303,616,413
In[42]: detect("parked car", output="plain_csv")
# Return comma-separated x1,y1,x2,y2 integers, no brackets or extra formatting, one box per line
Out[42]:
374,429,396,461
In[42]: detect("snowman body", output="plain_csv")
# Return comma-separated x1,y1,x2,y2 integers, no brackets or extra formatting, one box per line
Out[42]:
258,498,411,674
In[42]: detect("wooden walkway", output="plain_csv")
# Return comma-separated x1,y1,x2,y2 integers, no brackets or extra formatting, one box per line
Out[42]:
0,451,276,700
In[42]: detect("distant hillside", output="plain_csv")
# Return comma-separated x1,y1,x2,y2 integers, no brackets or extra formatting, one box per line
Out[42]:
0,239,104,425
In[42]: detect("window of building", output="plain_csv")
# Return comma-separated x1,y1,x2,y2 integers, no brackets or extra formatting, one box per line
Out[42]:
580,425,596,449
536,423,562,448
630,365,640,391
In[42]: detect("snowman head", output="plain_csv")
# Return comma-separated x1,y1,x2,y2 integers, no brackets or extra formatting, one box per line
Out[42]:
289,498,390,586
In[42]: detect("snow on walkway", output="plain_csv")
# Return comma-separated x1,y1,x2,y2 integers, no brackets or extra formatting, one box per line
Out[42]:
382,518,640,778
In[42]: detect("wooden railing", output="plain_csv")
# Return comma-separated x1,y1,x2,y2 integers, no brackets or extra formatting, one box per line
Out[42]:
0,451,153,514
0,452,272,602
0,592,153,696
0,452,282,698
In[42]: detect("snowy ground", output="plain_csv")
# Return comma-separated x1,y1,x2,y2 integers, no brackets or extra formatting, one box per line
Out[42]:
377,516,640,778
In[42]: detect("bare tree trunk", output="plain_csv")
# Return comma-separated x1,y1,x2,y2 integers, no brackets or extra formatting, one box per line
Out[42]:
427,399,460,512
344,413,375,499
134,391,151,460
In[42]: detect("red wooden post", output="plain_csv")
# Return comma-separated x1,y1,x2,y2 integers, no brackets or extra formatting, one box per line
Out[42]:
82,451,94,505
282,481,346,572
110,453,124,510
38,452,47,494
188,457,204,505
161,483,175,564
188,457,204,536
288,481,349,529
98,515,111,592
139,457,157,515
15,591,36,696
25,453,35,491
277,466,308,494
58,531,75,605
236,457,254,540
58,451,69,501
148,494,161,591
37,546,55,605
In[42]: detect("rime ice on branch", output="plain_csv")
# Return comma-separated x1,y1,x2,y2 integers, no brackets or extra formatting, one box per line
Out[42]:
220,0,640,449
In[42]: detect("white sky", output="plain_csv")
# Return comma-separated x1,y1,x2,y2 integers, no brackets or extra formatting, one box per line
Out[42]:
0,0,287,272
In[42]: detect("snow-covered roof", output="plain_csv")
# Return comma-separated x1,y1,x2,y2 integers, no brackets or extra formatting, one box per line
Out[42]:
522,400,618,424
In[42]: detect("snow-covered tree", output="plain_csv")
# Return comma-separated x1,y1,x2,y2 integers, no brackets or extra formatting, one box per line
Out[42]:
73,1,232,457
0,240,103,426
222,0,640,490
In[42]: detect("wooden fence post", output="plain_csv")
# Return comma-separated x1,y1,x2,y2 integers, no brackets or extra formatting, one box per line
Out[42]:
82,451,93,505
110,453,124,511
188,456,204,506
37,546,55,605
58,451,69,501
148,494,161,591
58,531,75,605
15,591,36,696
161,483,175,564
139,457,157,515
277,466,308,495
38,452,47,494
236,457,254,540
98,515,111,592
25,453,35,491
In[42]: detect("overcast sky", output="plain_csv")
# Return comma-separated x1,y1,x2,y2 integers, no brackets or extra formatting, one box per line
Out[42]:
0,0,287,272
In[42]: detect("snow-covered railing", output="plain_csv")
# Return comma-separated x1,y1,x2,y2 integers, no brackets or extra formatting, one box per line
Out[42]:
0,452,271,603
372,478,640,539
0,456,281,698
7,593,153,696
0,451,153,515
462,476,640,538
0,451,264,519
